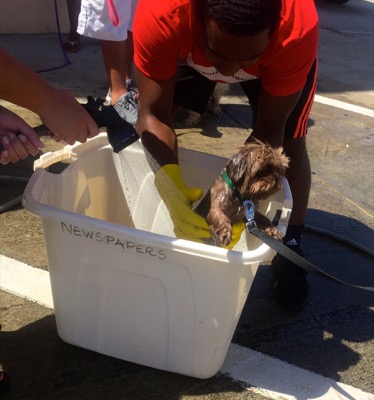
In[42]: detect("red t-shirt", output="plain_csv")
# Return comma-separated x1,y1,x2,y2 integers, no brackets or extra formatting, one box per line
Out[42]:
133,0,318,96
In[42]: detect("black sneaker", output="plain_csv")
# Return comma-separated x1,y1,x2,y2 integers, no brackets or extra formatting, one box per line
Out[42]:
270,249,309,311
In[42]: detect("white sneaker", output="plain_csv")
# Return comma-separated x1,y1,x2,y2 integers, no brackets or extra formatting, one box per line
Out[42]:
106,79,138,104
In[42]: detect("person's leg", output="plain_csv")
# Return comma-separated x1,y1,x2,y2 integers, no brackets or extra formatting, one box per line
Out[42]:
241,59,317,311
64,0,81,51
100,37,138,125
100,39,129,104
125,31,135,87
77,0,137,123
268,135,310,310
283,136,311,227
173,64,217,114
102,0,138,124
277,58,317,250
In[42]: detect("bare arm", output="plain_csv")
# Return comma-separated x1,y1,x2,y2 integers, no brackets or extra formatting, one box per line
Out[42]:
0,47,99,144
249,87,302,147
134,66,179,166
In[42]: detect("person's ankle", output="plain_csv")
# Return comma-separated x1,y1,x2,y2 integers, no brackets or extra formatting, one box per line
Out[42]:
67,32,80,43
270,256,309,311
111,90,129,106
283,224,304,249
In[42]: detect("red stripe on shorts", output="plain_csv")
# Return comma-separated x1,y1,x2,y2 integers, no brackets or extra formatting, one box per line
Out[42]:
293,60,318,139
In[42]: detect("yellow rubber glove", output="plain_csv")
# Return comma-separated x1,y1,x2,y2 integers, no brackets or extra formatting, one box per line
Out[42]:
154,164,211,243
224,221,246,250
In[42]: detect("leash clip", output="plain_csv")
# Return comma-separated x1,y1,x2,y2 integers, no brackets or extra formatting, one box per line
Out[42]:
243,200,257,231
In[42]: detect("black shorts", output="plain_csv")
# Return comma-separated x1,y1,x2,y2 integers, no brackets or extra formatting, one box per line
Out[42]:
173,58,318,139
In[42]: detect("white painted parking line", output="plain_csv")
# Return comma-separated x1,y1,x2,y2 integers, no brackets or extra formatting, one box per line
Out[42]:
218,94,373,118
0,255,53,308
1,255,373,400
222,344,374,400
314,95,374,118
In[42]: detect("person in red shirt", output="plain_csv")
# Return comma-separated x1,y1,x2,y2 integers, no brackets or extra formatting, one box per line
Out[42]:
133,0,319,311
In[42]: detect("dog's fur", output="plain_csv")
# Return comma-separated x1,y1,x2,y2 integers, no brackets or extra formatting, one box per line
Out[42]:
184,84,226,126
195,138,289,247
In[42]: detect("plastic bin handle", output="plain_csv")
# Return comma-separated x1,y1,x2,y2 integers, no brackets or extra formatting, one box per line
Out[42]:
33,148,74,170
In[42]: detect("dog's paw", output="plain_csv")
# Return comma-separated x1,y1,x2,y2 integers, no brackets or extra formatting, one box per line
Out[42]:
263,226,282,241
206,101,222,116
214,225,232,247
184,110,202,126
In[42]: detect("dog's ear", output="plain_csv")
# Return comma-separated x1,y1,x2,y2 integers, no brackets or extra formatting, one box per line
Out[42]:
273,147,290,173
226,141,262,185
248,142,289,176
225,152,248,185
248,145,289,198
250,173,281,199
225,141,289,196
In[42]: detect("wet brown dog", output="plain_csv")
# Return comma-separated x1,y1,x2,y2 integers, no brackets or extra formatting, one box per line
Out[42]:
196,138,289,247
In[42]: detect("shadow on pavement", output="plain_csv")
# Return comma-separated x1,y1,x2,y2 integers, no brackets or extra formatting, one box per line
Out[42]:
234,208,374,388
0,313,247,400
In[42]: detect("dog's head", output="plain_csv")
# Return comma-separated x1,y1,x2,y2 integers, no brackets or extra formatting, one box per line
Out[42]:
225,138,289,201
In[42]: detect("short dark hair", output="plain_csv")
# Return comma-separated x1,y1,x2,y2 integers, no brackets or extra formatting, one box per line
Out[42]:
195,0,282,36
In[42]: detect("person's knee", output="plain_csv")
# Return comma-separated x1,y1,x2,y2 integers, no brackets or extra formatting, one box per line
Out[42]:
283,137,309,166
282,137,311,186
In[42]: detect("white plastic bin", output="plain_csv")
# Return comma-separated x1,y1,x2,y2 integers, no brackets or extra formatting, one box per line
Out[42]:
23,133,292,379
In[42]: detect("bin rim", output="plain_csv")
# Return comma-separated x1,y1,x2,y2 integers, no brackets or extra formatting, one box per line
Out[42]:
23,169,274,264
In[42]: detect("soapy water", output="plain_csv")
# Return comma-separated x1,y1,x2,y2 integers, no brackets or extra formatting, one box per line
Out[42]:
110,139,274,250
111,140,189,238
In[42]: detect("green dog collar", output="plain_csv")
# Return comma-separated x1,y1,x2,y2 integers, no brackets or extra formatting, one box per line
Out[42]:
221,169,242,199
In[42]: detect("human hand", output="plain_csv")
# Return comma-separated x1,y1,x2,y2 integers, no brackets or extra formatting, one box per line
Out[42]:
0,106,45,165
155,164,211,242
38,88,100,145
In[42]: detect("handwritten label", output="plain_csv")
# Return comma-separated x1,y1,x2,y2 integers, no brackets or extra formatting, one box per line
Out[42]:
60,222,167,260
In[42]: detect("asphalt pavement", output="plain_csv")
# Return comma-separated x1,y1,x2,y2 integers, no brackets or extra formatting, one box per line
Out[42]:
0,0,373,399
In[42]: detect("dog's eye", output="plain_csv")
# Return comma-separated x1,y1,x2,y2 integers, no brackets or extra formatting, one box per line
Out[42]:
257,167,278,179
